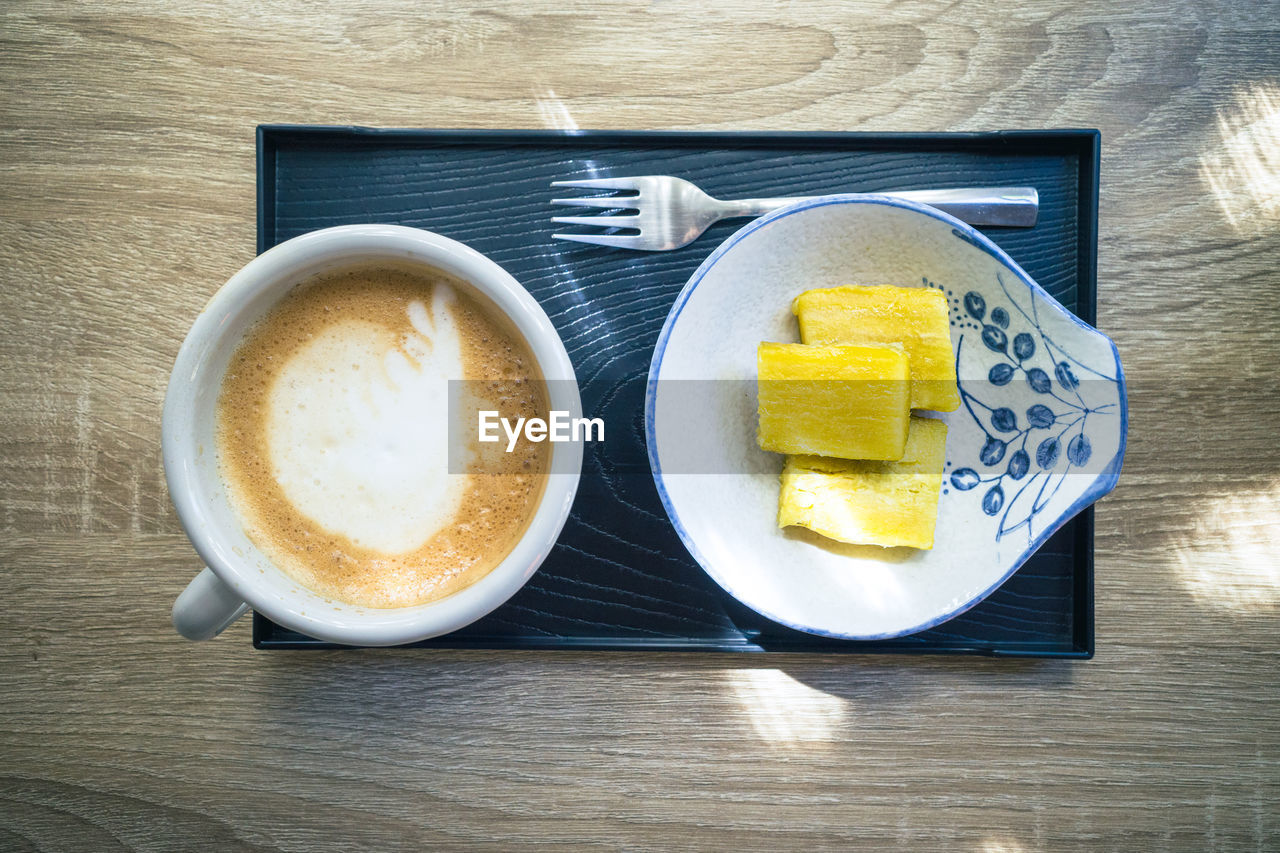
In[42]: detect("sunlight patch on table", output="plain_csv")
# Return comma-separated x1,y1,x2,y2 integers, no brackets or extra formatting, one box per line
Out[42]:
1199,83,1280,235
1173,479,1280,613
982,838,1028,853
534,88,582,134
724,668,848,746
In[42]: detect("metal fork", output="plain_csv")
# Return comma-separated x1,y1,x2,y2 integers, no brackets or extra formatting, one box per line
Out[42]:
551,176,1038,250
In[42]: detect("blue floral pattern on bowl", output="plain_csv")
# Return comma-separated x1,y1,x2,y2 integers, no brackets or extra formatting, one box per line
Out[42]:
939,262,1123,542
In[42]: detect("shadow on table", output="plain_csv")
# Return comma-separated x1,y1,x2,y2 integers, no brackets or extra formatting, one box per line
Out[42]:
248,640,1078,748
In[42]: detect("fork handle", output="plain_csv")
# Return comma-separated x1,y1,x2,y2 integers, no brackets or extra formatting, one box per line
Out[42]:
715,187,1039,228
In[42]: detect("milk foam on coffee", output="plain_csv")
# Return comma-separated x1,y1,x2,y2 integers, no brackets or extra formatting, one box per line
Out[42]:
267,286,465,554
215,264,549,609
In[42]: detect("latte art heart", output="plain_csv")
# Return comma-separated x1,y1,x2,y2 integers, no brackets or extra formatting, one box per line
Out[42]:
266,286,466,554
215,264,549,609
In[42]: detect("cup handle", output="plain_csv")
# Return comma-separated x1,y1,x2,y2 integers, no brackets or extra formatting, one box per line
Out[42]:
173,567,250,640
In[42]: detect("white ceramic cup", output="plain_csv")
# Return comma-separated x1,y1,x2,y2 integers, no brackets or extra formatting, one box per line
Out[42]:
164,224,582,645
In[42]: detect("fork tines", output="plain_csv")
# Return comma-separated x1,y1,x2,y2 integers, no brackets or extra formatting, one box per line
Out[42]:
551,178,644,191
550,178,644,247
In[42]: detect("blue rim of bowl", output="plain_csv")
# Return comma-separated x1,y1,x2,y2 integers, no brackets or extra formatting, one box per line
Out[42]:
644,193,1127,641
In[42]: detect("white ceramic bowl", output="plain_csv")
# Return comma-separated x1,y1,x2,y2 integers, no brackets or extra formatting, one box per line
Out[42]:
646,195,1126,640
165,224,582,645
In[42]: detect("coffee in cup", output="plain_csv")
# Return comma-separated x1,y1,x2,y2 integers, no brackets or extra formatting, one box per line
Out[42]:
168,225,581,644
214,262,551,609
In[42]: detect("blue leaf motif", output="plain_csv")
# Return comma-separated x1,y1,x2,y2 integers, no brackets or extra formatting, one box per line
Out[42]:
989,363,1015,386
950,468,981,491
982,485,1005,516
1036,437,1060,469
1068,434,1092,466
964,292,986,321
991,407,1018,432
1026,367,1052,393
1007,449,1030,480
1055,361,1079,391
981,325,1008,353
1013,332,1036,361
991,307,1009,329
1026,404,1056,428
980,437,1007,466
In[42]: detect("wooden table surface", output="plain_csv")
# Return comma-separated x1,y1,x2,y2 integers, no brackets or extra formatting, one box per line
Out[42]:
3,1,1278,850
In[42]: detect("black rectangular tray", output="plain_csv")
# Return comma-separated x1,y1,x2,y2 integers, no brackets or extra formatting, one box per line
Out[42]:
253,126,1099,657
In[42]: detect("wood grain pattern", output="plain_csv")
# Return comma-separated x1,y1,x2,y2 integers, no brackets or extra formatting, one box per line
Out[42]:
2,1,1278,850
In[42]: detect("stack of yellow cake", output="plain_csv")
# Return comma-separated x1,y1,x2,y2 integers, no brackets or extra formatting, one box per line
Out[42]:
757,285,958,550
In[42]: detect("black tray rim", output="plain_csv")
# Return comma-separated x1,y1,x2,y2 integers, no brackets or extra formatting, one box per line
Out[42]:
252,125,1101,658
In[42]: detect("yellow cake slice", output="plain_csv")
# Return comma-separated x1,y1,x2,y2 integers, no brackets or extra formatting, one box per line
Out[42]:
757,342,911,461
778,417,948,549
793,285,960,412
